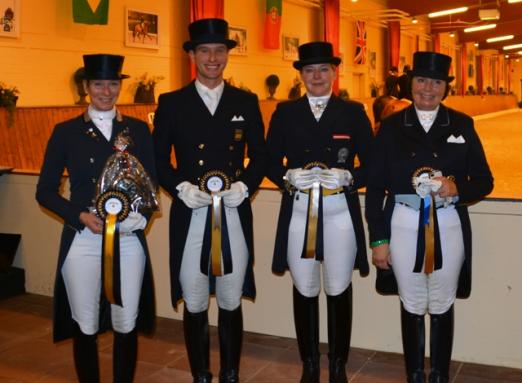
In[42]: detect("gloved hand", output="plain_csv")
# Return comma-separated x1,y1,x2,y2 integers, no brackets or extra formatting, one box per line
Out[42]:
176,181,212,209
414,175,442,198
319,168,353,189
218,181,249,208
284,168,317,191
119,212,147,233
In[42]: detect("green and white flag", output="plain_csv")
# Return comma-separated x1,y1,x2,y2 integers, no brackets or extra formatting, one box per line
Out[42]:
73,0,109,25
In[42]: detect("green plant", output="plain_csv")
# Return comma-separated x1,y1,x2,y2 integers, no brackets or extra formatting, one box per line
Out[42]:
0,82,19,127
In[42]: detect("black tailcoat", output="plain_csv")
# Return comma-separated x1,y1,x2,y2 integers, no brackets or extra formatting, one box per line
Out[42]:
152,82,267,308
365,104,493,298
36,111,157,342
267,95,373,276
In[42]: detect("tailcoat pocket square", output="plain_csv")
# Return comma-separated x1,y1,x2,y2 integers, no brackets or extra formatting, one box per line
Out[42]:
447,134,465,144
231,115,245,121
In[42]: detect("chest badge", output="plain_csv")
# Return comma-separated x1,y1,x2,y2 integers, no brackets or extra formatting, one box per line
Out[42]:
337,147,349,163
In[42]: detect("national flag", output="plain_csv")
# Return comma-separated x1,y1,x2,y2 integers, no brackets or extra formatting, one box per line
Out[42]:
354,20,367,65
263,0,282,49
73,0,109,25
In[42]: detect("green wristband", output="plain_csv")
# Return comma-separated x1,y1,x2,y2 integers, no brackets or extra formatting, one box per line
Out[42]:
370,239,390,248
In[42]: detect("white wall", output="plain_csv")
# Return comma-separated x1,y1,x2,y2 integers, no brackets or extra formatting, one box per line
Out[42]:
1,173,521,369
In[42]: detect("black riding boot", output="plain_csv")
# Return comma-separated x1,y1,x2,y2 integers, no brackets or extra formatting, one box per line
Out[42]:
327,284,352,383
401,305,426,383
429,306,454,383
293,286,320,383
184,307,212,383
72,321,100,383
218,306,243,383
113,328,138,383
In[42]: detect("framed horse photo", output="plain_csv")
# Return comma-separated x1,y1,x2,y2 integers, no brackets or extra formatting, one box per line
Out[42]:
0,0,20,38
124,8,159,49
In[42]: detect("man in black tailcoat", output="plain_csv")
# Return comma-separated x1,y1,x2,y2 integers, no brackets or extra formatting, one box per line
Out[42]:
152,18,267,383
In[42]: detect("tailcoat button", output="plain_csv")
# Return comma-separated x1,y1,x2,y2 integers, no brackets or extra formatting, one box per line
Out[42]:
433,152,438,158
89,158,94,163
198,160,204,166
198,144,205,149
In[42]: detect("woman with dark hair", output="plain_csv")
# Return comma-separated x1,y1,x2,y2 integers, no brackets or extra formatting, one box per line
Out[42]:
365,52,493,383
36,54,156,383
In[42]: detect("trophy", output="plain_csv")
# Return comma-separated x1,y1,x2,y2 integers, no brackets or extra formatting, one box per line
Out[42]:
94,130,159,305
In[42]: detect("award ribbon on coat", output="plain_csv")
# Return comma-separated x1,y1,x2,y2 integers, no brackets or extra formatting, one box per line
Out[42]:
96,190,130,306
199,171,231,276
412,167,442,274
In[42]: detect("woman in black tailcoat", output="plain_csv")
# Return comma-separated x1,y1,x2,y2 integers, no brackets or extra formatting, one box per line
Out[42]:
365,52,493,383
36,54,156,383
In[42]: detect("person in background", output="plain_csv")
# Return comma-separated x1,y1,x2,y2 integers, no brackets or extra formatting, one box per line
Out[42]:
267,41,372,383
384,65,400,98
36,54,156,383
152,18,267,383
365,51,493,383
398,64,412,100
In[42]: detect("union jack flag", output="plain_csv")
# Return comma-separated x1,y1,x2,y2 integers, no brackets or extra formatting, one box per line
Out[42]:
354,20,367,65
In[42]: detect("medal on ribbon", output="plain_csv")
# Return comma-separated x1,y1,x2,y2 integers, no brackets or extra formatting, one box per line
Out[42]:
199,170,231,276
301,161,329,260
96,190,130,306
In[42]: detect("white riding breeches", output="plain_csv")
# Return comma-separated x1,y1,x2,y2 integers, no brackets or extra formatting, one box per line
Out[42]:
390,203,464,315
287,192,357,298
180,206,248,313
62,227,146,335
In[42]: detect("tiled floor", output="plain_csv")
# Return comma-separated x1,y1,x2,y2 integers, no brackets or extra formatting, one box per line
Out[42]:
1,294,521,382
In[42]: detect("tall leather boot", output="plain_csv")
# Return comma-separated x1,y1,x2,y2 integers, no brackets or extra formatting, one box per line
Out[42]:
293,286,320,383
326,284,352,383
401,305,426,383
429,306,454,383
184,307,212,383
113,328,138,383
72,321,100,383
218,306,243,383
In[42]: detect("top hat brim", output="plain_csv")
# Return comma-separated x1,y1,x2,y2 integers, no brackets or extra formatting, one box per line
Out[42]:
293,56,341,70
183,36,237,52
409,69,454,83
84,72,130,80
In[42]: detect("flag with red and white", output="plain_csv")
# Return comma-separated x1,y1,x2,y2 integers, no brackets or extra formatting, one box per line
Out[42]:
354,20,367,65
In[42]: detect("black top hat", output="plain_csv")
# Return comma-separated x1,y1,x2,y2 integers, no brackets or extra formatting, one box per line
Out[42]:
410,51,454,82
83,54,129,80
183,18,237,52
293,42,341,70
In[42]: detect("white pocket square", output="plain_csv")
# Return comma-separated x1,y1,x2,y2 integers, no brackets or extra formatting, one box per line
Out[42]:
447,134,465,144
231,115,245,122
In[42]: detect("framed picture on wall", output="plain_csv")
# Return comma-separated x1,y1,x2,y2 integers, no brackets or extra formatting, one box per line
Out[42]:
229,26,247,55
0,0,20,38
282,35,299,61
125,8,159,49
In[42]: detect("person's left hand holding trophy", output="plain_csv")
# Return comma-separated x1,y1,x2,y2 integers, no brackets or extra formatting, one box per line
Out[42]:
94,130,159,306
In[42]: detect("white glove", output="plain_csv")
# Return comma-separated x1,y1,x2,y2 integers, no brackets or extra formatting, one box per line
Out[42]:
176,181,212,209
319,168,353,189
218,181,249,208
119,212,147,233
414,176,442,198
284,168,317,191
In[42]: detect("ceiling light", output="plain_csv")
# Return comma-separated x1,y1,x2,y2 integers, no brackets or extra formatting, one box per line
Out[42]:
428,7,468,18
478,9,500,20
474,42,479,47
503,43,522,50
505,54,510,58
464,24,496,33
508,0,522,3
449,32,455,37
518,51,522,54
486,35,514,43
412,17,418,24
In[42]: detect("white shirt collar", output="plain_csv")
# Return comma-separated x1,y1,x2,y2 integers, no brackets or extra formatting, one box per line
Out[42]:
415,105,439,132
88,105,116,121
195,80,225,100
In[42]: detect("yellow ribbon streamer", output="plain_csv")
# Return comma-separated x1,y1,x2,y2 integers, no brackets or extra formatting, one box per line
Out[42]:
210,194,223,276
103,213,117,303
304,181,321,258
424,195,435,274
